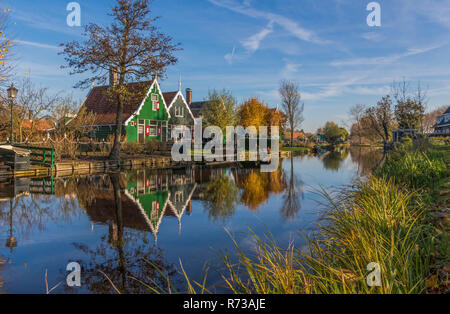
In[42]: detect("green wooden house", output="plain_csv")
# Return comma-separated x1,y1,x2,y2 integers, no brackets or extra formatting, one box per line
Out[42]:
81,77,195,143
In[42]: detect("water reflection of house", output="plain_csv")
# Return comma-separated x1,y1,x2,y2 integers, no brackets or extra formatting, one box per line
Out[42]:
83,170,196,245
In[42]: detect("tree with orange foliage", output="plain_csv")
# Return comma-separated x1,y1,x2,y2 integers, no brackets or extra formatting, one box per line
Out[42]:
239,98,268,133
266,107,286,135
0,7,13,83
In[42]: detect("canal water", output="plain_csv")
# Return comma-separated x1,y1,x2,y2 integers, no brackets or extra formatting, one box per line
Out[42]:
0,147,383,294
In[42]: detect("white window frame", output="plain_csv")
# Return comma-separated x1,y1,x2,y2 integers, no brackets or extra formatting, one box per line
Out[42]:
151,94,158,111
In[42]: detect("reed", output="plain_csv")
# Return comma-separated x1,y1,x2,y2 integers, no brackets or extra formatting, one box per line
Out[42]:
217,177,432,294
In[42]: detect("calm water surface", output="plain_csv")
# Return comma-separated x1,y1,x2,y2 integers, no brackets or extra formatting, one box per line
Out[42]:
0,147,382,293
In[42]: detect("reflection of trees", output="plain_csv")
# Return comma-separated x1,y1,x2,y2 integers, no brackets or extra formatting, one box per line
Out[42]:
281,157,304,221
322,148,349,171
202,174,239,222
238,166,287,211
0,176,95,241
240,172,269,210
71,174,177,294
349,146,384,177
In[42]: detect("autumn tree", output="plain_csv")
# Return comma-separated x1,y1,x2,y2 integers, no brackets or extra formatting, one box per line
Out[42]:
0,6,13,83
203,89,238,132
60,0,181,161
266,107,286,135
238,98,268,133
279,80,304,147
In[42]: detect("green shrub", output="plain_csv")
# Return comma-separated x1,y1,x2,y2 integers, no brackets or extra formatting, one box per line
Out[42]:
377,151,446,191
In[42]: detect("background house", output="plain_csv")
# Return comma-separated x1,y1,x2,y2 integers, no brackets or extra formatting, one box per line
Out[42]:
164,89,195,140
434,106,450,135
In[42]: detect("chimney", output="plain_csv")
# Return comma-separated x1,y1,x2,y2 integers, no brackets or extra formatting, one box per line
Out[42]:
186,88,192,105
109,66,118,87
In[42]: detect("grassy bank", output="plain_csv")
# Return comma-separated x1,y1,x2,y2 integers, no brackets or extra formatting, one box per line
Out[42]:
207,141,448,294
281,147,311,153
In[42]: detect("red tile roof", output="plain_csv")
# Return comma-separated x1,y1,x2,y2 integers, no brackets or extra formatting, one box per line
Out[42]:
83,81,153,125
283,131,305,140
22,119,55,131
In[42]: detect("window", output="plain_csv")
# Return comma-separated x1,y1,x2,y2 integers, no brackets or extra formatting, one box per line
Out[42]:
175,191,184,203
151,94,159,111
175,106,184,117
149,120,157,136
151,202,159,220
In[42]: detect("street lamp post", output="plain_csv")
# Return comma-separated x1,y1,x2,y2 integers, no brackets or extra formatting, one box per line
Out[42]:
7,83,18,144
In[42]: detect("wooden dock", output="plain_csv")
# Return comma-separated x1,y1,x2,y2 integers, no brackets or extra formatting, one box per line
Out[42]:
0,156,239,179
0,150,291,180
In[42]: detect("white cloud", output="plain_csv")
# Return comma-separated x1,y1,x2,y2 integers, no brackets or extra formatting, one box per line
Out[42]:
209,0,328,44
241,21,274,53
331,44,444,67
15,40,60,50
361,32,383,42
280,61,301,78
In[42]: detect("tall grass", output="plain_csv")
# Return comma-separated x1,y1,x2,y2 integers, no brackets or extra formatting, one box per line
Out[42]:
377,150,446,191
218,178,432,294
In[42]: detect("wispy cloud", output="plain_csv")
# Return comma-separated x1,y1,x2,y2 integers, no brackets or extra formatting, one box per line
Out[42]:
224,45,236,64
331,44,444,67
15,40,60,50
280,61,301,79
241,21,274,53
209,0,328,44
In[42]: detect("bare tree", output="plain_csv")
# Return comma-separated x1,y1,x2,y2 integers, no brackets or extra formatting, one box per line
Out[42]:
0,77,59,142
391,79,427,130
365,95,394,149
348,104,366,145
60,0,181,161
279,80,304,147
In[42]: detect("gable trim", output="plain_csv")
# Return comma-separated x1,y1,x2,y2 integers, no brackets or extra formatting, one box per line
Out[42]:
166,90,196,122
124,79,171,125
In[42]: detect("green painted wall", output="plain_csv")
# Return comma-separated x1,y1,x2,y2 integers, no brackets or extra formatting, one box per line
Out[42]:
125,83,170,143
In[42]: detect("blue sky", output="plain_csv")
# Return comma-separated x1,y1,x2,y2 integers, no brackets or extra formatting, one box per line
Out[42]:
4,0,450,132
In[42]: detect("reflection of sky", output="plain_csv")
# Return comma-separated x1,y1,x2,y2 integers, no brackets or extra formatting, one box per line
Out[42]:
0,152,365,293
